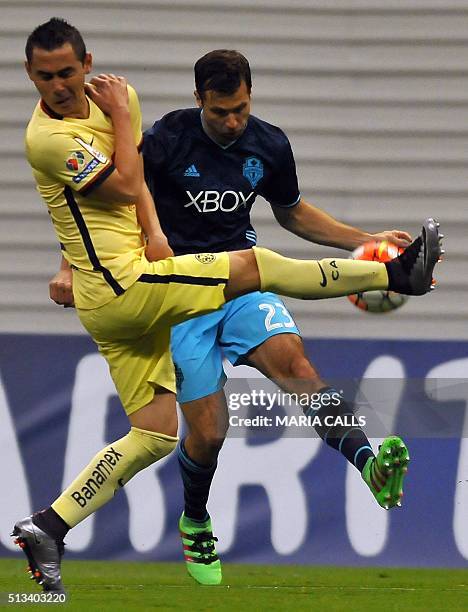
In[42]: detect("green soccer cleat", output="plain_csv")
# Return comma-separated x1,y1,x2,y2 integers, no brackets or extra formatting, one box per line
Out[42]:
362,436,410,510
179,512,222,585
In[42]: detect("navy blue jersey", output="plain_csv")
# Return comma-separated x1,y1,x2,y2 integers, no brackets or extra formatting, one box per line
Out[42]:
143,108,300,255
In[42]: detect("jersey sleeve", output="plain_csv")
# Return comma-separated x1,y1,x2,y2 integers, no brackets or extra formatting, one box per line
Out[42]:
29,130,115,196
142,123,168,191
127,84,143,151
259,137,301,208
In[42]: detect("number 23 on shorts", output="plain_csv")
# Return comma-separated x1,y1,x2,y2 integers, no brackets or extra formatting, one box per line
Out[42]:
259,302,296,331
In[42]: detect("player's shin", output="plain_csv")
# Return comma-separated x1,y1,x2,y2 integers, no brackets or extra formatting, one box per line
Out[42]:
177,438,222,585
49,427,177,528
177,438,217,522
252,247,388,299
305,388,374,473
305,388,410,509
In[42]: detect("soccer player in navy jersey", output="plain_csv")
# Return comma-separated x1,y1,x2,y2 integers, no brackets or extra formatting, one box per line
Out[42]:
48,47,441,587
140,50,419,585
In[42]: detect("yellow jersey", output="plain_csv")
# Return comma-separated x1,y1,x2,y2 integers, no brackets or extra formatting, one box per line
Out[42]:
25,84,146,309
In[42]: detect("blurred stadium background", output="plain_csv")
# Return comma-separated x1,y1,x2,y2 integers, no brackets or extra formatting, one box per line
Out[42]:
0,0,467,591
2,0,468,337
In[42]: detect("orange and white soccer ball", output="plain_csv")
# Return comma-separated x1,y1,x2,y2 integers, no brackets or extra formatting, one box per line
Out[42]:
348,240,409,313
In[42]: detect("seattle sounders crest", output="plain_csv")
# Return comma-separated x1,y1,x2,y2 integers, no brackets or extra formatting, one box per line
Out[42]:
243,157,263,188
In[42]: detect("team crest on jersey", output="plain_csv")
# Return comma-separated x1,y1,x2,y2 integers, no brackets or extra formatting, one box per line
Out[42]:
66,151,85,171
195,253,216,264
243,157,263,188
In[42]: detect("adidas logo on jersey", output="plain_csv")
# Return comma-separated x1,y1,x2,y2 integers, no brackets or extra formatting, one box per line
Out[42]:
184,164,200,177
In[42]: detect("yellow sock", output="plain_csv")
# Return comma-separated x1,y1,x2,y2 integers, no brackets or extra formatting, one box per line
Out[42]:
51,427,177,528
253,246,388,299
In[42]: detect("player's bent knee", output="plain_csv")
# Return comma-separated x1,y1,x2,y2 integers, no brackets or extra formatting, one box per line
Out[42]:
129,393,178,438
130,427,178,465
225,249,260,300
113,427,178,488
115,427,178,490
288,355,322,382
192,430,226,450
188,430,226,459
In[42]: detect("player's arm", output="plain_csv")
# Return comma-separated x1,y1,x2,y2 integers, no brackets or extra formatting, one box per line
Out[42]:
84,74,142,204
136,176,174,261
49,255,74,307
272,198,411,251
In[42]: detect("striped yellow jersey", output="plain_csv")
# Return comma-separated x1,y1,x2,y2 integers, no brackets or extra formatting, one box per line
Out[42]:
25,84,145,309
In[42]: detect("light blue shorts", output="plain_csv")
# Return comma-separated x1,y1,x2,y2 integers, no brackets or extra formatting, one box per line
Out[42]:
170,291,300,403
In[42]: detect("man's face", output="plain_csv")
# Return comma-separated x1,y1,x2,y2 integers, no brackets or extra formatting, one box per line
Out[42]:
197,80,251,145
25,43,92,118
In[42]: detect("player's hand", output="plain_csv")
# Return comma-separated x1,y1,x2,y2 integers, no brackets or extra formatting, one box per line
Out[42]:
49,269,75,307
370,230,412,248
145,236,174,262
84,74,129,116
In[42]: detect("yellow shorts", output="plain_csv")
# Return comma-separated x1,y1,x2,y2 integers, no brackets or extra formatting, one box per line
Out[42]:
77,252,229,415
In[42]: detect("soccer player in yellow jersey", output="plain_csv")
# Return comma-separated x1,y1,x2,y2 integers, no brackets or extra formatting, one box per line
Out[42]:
13,18,441,594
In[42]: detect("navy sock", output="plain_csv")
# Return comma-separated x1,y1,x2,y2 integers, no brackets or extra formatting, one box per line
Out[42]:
306,387,374,473
32,507,69,542
177,438,217,522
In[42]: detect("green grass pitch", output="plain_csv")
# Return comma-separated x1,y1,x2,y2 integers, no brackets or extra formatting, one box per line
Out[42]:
1,559,467,611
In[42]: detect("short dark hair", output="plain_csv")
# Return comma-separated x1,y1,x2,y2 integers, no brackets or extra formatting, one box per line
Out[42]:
25,17,86,64
194,50,252,99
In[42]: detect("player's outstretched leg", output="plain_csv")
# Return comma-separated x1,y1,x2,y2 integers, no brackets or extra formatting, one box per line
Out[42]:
12,516,65,594
385,217,443,295
361,436,410,509
246,218,443,303
179,512,222,585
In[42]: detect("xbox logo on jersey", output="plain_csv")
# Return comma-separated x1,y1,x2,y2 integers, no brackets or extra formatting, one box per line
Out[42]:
185,190,255,213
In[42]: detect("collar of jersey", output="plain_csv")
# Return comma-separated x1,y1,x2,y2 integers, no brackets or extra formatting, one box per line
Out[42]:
40,99,64,120
200,109,246,150
40,97,95,122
